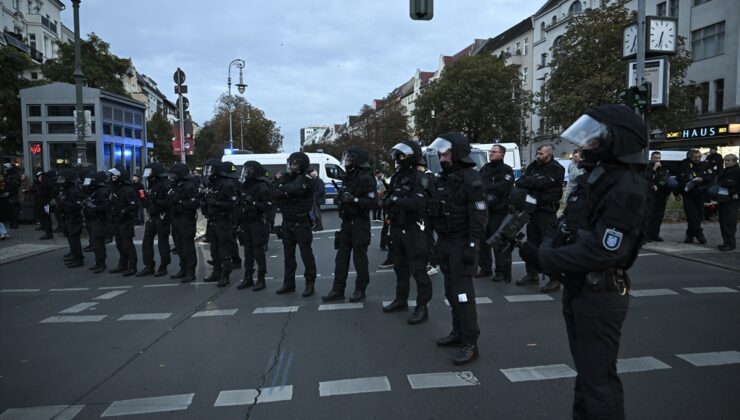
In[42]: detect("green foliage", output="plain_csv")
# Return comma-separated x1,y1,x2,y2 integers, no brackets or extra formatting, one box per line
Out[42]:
42,33,130,96
412,54,532,144
0,46,33,156
146,109,176,167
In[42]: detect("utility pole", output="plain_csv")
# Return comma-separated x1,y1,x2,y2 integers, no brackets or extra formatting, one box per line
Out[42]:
71,0,86,167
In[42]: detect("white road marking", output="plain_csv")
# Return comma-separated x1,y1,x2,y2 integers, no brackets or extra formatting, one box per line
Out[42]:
118,313,172,321
629,288,679,297
101,393,194,417
50,287,90,292
382,300,417,307
443,297,493,305
214,386,293,406
94,290,128,300
253,306,300,314
617,357,672,373
0,404,84,420
375,269,394,273
407,371,480,389
683,287,738,294
501,364,577,382
0,288,40,293
40,315,106,323
296,274,322,278
192,309,238,317
677,351,740,367
504,294,554,303
319,376,391,396
59,302,98,314
142,283,180,288
98,286,132,290
318,303,364,311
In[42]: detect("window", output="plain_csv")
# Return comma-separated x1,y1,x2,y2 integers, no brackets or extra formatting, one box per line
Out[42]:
30,72,38,80
552,36,563,56
47,105,76,117
540,52,547,67
669,0,679,17
113,108,124,121
522,67,528,84
714,79,724,112
29,33,36,49
84,104,95,116
124,110,134,124
29,122,42,134
13,0,19,10
699,82,710,113
28,105,41,117
568,1,582,15
50,143,96,168
657,2,667,16
694,0,711,6
134,113,143,125
134,129,142,140
113,125,123,137
540,22,546,40
124,127,133,138
692,22,725,61
103,123,112,135
523,38,528,55
325,164,345,180
539,118,546,135
515,42,521,55
47,122,76,134
103,106,112,119
103,143,112,170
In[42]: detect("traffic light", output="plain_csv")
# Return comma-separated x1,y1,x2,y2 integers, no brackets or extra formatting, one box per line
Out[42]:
620,83,651,112
410,0,433,20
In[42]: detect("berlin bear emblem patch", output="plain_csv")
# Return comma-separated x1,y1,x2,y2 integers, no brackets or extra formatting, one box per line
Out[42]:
602,228,623,251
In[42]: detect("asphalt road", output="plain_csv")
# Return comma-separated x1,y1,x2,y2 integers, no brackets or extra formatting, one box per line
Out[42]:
1,210,739,419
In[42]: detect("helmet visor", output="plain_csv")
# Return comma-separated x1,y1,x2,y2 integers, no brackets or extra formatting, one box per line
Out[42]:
287,159,302,174
389,143,414,161
560,115,609,148
341,151,357,169
57,175,66,184
142,168,152,178
83,177,92,186
240,166,254,182
428,138,453,155
204,165,216,177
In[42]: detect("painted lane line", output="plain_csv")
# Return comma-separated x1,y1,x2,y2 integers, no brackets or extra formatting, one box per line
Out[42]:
142,283,180,288
319,376,391,397
375,269,394,273
50,287,90,292
501,364,577,382
617,357,672,373
98,286,132,290
0,404,84,420
676,351,740,367
214,386,294,406
443,297,493,306
629,288,679,297
296,274,322,278
95,290,128,300
407,371,480,389
192,309,238,317
318,303,364,311
101,393,194,417
253,306,300,314
40,315,106,323
382,300,417,307
683,287,738,294
59,302,98,314
118,313,172,321
504,294,554,303
0,288,40,293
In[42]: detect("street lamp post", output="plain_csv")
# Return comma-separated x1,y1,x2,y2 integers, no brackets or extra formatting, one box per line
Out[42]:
71,0,86,166
430,108,435,140
227,59,247,151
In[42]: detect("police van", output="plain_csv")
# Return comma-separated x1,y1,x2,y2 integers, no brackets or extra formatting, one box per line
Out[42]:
222,152,345,203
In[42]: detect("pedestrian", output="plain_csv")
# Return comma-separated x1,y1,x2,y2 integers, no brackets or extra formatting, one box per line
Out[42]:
706,145,724,172
310,169,325,231
476,143,515,282
373,171,385,221
268,170,282,233
514,144,565,292
382,140,432,325
676,149,715,244
418,159,440,277
58,168,85,268
272,152,317,297
716,154,739,251
236,160,272,291
518,104,651,420
131,174,146,225
564,151,585,203
107,165,138,276
19,172,34,223
202,161,239,288
167,163,199,283
136,163,171,277
36,169,56,240
427,133,488,365
84,171,111,273
645,151,671,242
0,173,11,239
3,163,21,229
322,146,377,303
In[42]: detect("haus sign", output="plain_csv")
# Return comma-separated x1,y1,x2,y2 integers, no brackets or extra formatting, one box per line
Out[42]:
665,124,737,141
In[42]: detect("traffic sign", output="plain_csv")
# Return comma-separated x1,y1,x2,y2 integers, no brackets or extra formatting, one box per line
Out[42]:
177,96,189,111
173,68,186,85
175,85,188,94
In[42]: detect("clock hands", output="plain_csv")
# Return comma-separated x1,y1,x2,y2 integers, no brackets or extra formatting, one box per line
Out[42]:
658,32,664,48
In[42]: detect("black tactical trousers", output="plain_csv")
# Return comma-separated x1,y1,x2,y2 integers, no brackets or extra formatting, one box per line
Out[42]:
40,209,52,236
281,221,316,287
479,212,512,277
142,217,171,268
390,226,431,306
240,221,268,281
718,200,739,248
563,282,628,420
66,219,84,261
113,219,137,269
332,218,371,293
526,210,557,275
647,194,668,239
172,216,197,274
89,220,107,266
682,193,704,237
437,233,480,345
207,218,237,278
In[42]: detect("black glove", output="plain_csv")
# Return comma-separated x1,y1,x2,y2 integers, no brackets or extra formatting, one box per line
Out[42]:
341,191,355,204
518,241,541,270
462,242,477,265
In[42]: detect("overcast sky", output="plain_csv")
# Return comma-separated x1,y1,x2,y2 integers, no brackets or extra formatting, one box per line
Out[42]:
60,0,541,152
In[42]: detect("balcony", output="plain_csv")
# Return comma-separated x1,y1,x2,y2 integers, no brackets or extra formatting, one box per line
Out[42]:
30,47,43,63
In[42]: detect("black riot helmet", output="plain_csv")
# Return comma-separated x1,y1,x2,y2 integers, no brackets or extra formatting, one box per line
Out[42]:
389,140,422,168
44,168,58,183
93,171,109,187
287,152,310,174
241,160,266,182
341,146,370,171
222,161,239,179
168,163,190,182
107,165,130,184
203,158,222,180
428,132,475,169
560,104,647,165
143,162,167,180
57,168,79,185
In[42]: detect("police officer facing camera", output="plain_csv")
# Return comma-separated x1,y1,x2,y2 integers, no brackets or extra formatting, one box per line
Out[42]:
677,149,715,244
476,144,515,282
382,140,433,325
168,163,199,283
58,169,85,268
273,152,318,297
108,165,139,277
137,162,172,277
85,171,111,273
236,160,272,291
427,133,488,365
518,104,650,420
322,146,377,303
202,161,240,288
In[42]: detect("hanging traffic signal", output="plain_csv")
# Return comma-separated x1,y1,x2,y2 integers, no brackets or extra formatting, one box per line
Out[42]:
410,0,433,20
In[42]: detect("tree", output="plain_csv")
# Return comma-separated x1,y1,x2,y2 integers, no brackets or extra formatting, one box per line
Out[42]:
412,54,532,145
539,5,698,134
146,109,176,167
208,94,283,154
0,46,33,156
42,33,131,96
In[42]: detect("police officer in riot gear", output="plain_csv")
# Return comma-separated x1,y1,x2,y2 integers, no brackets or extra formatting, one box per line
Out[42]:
427,133,488,365
382,140,433,325
137,162,172,277
476,144,515,282
518,104,650,420
168,163,199,283
677,149,715,244
85,171,111,273
236,160,272,291
58,169,85,268
108,165,138,276
322,146,377,303
273,152,317,297
202,161,239,288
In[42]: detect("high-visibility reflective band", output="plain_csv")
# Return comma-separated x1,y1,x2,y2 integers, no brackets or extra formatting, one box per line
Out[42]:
560,115,608,147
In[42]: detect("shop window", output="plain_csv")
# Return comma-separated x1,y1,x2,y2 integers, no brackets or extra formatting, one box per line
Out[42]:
124,145,133,173
114,144,123,167
103,143,112,170
49,142,96,167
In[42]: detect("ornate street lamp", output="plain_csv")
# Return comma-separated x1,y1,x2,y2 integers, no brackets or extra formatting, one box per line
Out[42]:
227,58,247,150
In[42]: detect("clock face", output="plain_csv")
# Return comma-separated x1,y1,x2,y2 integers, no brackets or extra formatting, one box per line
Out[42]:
623,24,638,57
648,18,677,52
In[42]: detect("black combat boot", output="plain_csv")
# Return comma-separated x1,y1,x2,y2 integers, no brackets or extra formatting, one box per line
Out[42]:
170,267,186,279
540,279,561,293
453,344,479,365
349,289,365,302
302,282,315,297
217,274,230,288
237,276,254,290
515,273,539,286
383,299,408,313
436,333,462,347
322,289,345,302
181,270,196,283
407,305,428,325
136,266,155,277
203,271,220,282
66,259,84,268
474,269,492,278
92,264,107,274
253,275,266,291
154,265,168,277
63,253,74,261
122,267,137,277
109,265,127,274
276,283,296,294
696,233,707,244
492,273,510,283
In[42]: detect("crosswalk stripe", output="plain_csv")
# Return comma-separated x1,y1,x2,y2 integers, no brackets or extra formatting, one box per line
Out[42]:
617,356,672,373
504,294,554,302
0,404,84,420
318,303,363,311
118,313,172,321
683,287,738,294
382,300,417,307
319,376,391,396
214,386,293,406
40,315,106,323
630,288,678,297
192,309,238,317
59,302,98,314
253,306,300,314
407,371,480,389
142,283,179,288
501,364,576,382
677,351,740,367
95,290,128,300
101,393,194,417
50,287,90,292
98,286,132,290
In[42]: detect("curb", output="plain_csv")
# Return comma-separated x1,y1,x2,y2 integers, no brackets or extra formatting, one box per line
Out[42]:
0,244,66,266
645,247,740,273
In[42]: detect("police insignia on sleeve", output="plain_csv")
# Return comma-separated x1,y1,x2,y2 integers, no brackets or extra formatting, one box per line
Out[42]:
505,174,512,181
603,228,623,251
475,200,487,210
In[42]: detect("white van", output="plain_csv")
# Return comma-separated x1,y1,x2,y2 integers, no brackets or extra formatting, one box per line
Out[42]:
470,143,523,178
223,152,345,202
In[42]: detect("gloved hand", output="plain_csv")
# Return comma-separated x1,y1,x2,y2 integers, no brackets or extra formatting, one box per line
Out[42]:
341,191,355,204
518,241,541,271
462,242,477,265
86,200,95,208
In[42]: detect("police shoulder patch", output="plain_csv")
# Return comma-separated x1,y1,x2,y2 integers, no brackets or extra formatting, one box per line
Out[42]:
505,174,512,181
475,200,487,211
602,228,623,251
